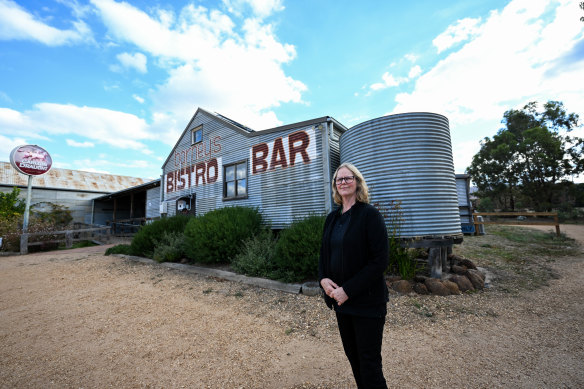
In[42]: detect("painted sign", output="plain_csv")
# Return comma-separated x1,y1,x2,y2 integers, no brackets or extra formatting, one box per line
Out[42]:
165,128,317,194
10,145,52,176
250,129,316,174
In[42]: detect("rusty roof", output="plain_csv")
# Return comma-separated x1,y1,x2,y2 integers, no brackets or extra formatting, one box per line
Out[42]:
0,162,151,193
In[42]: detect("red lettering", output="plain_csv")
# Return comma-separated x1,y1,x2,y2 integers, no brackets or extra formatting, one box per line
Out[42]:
289,131,310,166
213,136,222,153
166,171,174,193
252,143,269,174
195,162,206,186
177,168,186,190
270,137,288,170
207,158,218,183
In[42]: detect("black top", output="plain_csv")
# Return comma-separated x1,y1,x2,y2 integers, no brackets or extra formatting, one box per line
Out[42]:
319,202,389,318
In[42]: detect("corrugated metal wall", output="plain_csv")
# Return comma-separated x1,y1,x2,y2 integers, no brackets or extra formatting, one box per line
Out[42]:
146,186,160,219
161,110,334,229
341,113,462,239
456,175,472,224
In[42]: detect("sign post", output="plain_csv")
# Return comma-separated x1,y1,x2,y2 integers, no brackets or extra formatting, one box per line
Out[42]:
9,145,53,254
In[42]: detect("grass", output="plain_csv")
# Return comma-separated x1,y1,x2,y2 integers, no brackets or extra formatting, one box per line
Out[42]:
454,225,580,293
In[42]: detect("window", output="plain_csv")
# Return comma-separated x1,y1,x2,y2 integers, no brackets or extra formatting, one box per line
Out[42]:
191,125,203,145
224,161,247,199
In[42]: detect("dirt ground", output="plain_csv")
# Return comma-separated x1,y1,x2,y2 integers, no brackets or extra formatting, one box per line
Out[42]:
1,226,583,388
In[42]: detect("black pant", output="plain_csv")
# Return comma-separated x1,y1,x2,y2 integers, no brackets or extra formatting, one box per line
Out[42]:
335,312,387,389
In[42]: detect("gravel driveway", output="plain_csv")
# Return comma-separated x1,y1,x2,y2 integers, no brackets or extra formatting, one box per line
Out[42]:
0,226,583,388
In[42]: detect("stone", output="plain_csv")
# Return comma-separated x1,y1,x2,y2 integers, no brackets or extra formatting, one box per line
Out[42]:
413,282,429,295
459,258,478,270
391,280,413,295
466,269,485,290
452,265,467,275
448,274,474,292
443,279,461,295
386,275,402,284
468,268,485,281
414,275,429,283
448,254,465,262
425,278,450,296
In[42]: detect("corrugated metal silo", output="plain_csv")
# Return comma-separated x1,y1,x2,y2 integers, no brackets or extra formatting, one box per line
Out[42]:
340,112,462,240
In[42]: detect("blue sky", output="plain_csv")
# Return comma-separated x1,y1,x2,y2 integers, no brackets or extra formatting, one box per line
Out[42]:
1,0,583,180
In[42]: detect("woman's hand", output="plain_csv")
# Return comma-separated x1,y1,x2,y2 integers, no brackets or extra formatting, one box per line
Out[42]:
321,278,348,306
331,287,348,306
320,278,338,298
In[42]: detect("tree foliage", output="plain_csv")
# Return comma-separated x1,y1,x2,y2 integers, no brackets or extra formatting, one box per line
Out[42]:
467,101,583,211
0,187,26,220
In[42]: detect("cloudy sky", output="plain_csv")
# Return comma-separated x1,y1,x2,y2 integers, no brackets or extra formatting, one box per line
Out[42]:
1,0,583,180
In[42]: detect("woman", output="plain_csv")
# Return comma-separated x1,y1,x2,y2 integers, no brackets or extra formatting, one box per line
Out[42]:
319,162,389,389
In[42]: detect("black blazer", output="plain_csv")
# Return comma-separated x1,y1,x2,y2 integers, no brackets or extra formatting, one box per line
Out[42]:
318,201,389,310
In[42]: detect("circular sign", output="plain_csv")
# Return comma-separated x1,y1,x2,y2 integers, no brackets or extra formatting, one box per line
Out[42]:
10,145,53,176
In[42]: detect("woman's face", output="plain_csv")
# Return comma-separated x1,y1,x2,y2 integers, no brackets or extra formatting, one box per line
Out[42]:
336,167,357,199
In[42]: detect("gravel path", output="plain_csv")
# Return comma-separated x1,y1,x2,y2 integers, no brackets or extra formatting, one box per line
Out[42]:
0,227,583,388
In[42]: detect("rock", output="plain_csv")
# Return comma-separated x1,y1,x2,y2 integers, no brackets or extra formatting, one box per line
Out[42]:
301,282,322,296
443,279,461,295
468,268,485,281
448,274,475,292
391,280,413,295
459,258,478,270
413,282,429,295
466,269,485,290
425,278,450,296
386,275,402,284
452,265,467,275
414,275,429,283
448,254,465,262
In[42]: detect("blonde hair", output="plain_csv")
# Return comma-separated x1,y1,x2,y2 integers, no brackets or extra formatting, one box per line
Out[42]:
331,162,370,205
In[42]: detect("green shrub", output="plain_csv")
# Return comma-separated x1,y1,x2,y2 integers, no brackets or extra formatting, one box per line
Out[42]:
130,215,191,258
273,214,325,282
105,244,133,256
184,206,263,264
231,229,278,277
153,231,185,263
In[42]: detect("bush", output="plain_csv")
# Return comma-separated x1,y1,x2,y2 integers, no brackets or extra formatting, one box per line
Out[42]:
184,206,263,264
130,215,191,258
273,214,325,282
231,229,278,277
105,244,133,256
153,231,185,263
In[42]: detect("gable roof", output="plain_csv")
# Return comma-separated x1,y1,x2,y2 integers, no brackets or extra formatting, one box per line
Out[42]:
162,107,348,168
0,162,151,193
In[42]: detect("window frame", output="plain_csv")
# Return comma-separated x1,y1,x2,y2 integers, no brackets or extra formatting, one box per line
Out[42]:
191,125,203,145
223,159,248,201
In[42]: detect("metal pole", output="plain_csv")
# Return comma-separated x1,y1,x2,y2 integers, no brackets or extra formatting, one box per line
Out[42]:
22,175,33,232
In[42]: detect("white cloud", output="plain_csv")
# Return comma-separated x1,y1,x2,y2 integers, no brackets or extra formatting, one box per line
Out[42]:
91,0,306,134
0,103,153,150
432,17,482,53
0,0,93,45
408,65,422,79
392,0,584,131
0,134,28,160
133,94,145,104
222,0,284,18
115,52,147,73
66,139,94,148
404,53,419,63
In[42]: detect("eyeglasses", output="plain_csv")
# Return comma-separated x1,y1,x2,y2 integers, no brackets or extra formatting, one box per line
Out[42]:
335,175,355,185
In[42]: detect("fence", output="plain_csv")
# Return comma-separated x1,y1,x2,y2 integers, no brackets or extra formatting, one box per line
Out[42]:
19,226,111,255
472,212,560,237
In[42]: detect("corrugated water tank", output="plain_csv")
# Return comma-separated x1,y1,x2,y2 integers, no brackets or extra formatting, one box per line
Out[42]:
340,112,462,239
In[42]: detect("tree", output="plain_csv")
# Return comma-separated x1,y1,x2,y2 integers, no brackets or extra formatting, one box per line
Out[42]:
0,187,26,220
467,101,583,211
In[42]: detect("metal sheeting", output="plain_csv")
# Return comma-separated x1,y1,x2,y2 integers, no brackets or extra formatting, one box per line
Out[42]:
161,110,332,229
341,113,462,238
0,161,149,193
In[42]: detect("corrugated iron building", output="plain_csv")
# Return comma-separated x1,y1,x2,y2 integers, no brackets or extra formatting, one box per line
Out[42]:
160,108,347,229
0,162,150,225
